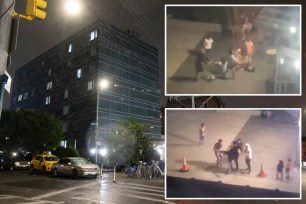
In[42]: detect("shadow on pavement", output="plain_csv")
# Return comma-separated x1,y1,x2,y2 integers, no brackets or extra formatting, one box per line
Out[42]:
168,76,197,82
168,132,198,145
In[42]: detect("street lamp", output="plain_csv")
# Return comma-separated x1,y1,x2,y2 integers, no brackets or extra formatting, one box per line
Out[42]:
95,78,109,164
64,0,81,16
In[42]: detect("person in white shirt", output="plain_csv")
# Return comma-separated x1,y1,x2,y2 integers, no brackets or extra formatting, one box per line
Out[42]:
204,35,214,53
243,143,252,174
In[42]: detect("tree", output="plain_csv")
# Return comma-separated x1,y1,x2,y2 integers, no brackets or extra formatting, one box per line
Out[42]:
53,146,79,159
0,109,64,154
105,119,153,164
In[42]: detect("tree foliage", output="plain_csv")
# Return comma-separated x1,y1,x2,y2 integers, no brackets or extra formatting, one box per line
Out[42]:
53,146,80,159
105,119,153,164
0,109,64,154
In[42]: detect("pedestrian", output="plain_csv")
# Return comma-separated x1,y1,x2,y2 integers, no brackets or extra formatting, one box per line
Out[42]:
204,35,214,54
199,123,205,146
244,38,254,63
228,141,240,173
276,160,284,180
286,158,292,180
243,143,252,174
227,49,240,79
194,49,211,80
211,57,228,79
241,18,253,41
236,138,244,154
214,139,223,166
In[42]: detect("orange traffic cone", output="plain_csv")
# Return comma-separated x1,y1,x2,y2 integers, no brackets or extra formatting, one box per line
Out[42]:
182,157,189,172
258,163,267,177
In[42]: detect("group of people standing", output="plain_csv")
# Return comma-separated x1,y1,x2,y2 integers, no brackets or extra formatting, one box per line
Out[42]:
276,158,292,181
195,15,256,81
213,138,252,174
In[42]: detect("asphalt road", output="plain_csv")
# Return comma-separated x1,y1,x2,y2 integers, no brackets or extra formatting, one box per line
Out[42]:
0,170,168,204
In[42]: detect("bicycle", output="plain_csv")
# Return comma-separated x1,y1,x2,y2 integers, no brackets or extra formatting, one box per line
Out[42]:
122,165,137,178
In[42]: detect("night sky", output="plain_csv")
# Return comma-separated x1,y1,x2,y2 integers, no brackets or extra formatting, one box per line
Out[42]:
2,0,306,134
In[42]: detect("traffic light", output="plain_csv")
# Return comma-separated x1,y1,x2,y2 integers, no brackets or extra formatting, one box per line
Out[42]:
26,0,47,20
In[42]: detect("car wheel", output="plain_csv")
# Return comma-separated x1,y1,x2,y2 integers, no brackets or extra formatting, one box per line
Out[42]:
53,168,59,177
30,165,35,173
72,169,78,179
42,166,47,175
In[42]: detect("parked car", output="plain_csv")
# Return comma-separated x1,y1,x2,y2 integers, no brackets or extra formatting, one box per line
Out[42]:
52,157,100,178
30,152,59,174
0,151,30,171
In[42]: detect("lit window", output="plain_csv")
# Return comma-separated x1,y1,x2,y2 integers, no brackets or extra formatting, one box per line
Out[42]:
77,68,82,78
48,68,52,76
18,94,22,101
63,122,68,132
45,96,51,105
46,81,52,90
90,30,97,41
64,89,68,99
63,105,69,115
68,44,72,53
88,81,93,91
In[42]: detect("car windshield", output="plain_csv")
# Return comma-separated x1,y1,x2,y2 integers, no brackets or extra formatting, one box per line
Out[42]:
71,158,89,165
44,156,59,161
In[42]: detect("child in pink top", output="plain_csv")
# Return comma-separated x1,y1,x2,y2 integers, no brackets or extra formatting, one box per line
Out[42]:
286,158,292,180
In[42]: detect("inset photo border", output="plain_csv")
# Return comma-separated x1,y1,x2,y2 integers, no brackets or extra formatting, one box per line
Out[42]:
165,5,301,96
165,108,302,199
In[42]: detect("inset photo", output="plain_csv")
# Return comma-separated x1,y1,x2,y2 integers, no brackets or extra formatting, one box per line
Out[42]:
165,5,301,95
165,108,301,199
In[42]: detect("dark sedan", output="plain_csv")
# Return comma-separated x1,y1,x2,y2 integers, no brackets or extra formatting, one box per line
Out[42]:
0,152,30,171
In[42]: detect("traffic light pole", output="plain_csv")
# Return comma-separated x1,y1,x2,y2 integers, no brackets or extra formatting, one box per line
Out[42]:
0,0,14,119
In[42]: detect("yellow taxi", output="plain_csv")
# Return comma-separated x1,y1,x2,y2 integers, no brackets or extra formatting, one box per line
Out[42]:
30,152,59,174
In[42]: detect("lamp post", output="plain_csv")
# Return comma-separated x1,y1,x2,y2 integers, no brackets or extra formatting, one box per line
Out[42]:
95,78,109,164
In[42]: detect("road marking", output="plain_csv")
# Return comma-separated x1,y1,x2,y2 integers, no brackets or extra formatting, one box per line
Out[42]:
31,182,97,200
0,194,64,204
115,185,164,193
121,189,164,197
125,194,176,204
119,182,164,190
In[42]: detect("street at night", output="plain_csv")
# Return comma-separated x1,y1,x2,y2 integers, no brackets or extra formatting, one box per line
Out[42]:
0,170,168,203
166,109,301,199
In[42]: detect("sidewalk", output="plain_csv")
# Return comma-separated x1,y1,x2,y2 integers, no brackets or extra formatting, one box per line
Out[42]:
166,110,300,197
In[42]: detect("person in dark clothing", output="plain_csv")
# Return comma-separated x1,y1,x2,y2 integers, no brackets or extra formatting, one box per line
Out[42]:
228,141,240,173
276,160,284,180
214,139,223,166
194,49,212,80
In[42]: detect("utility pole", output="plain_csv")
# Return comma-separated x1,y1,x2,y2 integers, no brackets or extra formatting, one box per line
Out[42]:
0,0,15,119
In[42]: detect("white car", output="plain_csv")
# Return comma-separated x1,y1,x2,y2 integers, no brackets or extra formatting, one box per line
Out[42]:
52,157,100,178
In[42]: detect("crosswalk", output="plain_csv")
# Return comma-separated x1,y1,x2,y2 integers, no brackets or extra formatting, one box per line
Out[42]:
112,182,176,204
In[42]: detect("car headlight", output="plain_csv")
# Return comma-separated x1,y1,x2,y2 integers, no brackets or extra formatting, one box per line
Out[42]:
15,162,20,166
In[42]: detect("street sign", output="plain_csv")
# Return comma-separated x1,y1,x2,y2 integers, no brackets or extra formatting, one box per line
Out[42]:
90,122,97,126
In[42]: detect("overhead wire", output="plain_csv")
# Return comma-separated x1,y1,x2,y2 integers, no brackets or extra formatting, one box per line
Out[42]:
0,0,15,20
